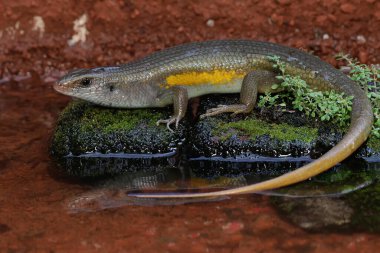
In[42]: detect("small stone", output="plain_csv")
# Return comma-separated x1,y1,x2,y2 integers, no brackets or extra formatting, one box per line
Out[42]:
327,14,337,22
356,35,366,44
340,3,355,13
316,15,328,25
189,232,200,239
145,227,157,236
167,242,177,249
206,19,215,27
131,9,140,19
322,34,330,40
271,13,284,25
222,221,244,233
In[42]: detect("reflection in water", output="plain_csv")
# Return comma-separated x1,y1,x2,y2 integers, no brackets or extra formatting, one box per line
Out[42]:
60,154,380,217
273,197,355,230
66,190,229,213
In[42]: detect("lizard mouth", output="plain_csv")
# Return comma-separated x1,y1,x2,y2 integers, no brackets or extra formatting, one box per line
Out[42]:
53,80,71,94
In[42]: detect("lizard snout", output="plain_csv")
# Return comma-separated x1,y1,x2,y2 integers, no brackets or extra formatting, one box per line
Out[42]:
53,78,71,94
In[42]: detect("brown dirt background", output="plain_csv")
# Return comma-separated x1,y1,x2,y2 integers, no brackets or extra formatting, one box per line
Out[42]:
0,0,380,252
0,0,379,80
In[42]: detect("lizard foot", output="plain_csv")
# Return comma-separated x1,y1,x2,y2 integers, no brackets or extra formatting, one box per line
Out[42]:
156,117,179,132
200,104,249,119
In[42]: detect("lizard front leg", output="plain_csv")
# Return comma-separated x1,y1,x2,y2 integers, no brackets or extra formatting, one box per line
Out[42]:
157,86,188,132
200,70,279,119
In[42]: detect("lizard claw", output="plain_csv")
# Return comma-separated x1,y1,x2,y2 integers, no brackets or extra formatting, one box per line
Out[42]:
156,117,177,132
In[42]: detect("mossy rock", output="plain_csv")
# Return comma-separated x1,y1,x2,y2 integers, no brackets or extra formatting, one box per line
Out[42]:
189,94,380,160
190,94,328,158
51,95,380,178
51,101,186,177
52,101,186,156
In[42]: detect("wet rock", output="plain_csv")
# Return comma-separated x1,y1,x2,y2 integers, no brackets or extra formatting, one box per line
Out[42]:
189,94,380,161
190,94,330,159
51,100,185,177
51,101,186,156
51,95,380,178
56,155,178,178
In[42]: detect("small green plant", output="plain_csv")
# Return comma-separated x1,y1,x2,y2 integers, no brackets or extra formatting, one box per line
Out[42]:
336,54,380,138
260,56,353,127
257,92,281,108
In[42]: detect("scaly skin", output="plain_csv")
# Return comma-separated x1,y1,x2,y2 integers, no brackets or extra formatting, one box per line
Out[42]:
54,40,373,198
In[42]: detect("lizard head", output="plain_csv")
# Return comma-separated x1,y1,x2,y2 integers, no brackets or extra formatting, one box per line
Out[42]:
54,67,124,106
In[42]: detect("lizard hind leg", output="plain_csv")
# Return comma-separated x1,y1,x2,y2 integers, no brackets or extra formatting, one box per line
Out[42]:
200,70,279,119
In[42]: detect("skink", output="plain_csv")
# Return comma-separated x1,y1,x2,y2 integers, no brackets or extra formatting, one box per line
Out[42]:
54,40,373,198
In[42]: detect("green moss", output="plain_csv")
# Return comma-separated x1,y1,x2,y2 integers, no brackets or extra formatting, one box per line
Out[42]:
79,105,163,133
51,127,69,155
216,118,318,143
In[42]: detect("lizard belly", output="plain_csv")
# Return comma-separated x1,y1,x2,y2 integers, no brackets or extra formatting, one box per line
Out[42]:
185,78,244,99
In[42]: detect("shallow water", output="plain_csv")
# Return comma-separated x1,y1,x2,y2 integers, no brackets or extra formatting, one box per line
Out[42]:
1,78,380,252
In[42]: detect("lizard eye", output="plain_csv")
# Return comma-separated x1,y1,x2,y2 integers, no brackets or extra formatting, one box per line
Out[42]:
80,78,91,87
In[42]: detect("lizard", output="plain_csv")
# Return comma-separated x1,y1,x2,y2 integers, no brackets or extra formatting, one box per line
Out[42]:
54,40,373,198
